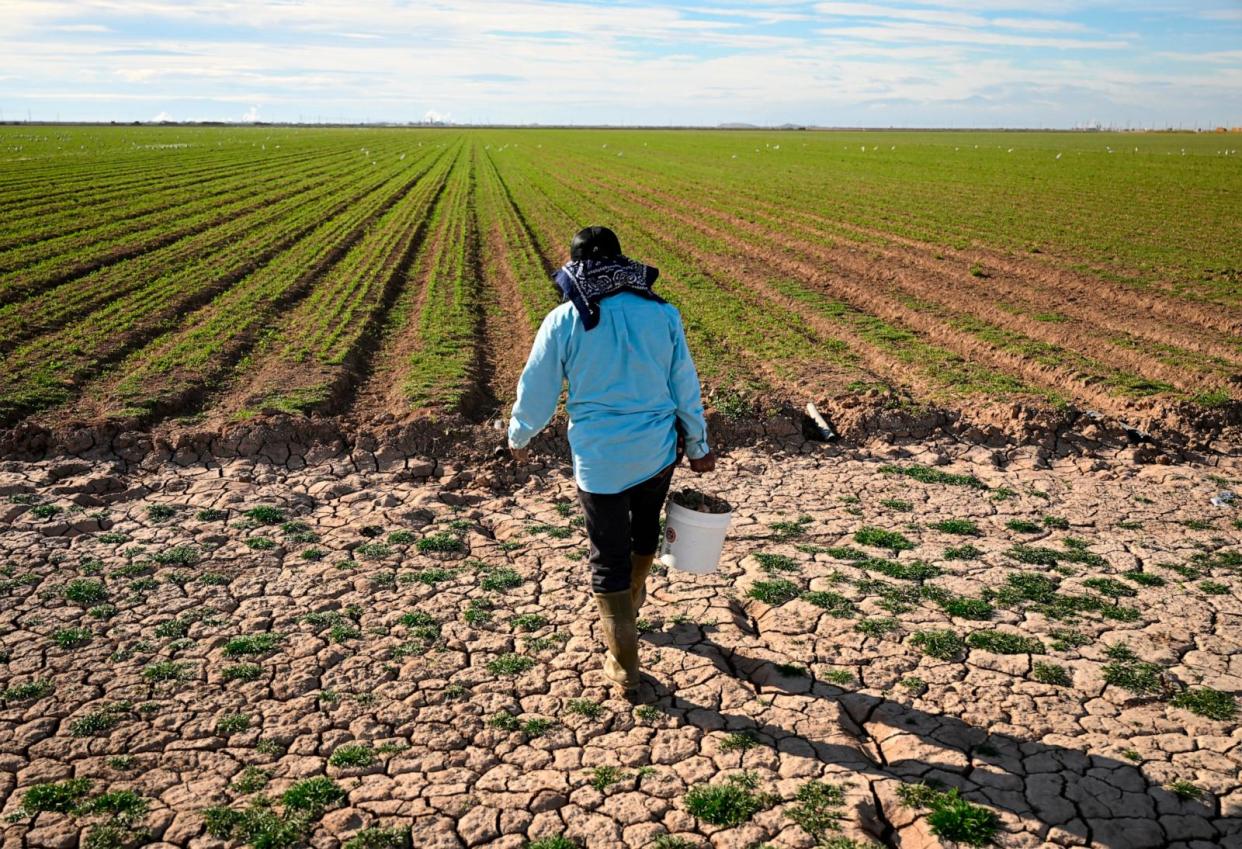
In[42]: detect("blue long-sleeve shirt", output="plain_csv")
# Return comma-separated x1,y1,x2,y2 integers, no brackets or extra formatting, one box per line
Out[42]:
508,291,711,494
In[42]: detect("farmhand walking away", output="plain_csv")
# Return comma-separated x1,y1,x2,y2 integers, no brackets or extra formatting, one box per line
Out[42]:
508,226,717,696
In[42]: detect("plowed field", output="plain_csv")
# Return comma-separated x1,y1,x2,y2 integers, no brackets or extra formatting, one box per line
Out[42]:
0,126,1238,449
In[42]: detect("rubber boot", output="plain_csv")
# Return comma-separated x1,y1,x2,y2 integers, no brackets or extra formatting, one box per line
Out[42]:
630,552,655,611
594,590,640,691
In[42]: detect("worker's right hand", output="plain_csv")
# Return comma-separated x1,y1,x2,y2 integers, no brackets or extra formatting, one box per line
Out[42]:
510,446,531,463
688,451,716,474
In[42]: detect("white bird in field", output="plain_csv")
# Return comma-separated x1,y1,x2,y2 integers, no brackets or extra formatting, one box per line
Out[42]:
1056,153,1062,160
1007,148,1014,153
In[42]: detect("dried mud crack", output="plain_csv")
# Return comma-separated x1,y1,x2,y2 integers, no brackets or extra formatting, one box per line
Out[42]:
1,434,1239,849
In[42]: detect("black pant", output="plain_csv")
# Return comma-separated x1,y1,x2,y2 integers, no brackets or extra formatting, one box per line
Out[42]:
578,462,676,595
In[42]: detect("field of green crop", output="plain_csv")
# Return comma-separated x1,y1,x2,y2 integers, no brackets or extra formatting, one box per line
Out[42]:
0,125,1237,433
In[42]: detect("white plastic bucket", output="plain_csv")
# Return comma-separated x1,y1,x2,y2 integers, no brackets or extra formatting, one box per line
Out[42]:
660,500,733,574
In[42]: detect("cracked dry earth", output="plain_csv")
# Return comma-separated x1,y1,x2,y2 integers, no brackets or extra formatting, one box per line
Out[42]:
0,438,1240,849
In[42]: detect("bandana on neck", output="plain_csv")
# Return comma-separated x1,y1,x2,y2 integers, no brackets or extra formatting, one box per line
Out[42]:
553,256,663,330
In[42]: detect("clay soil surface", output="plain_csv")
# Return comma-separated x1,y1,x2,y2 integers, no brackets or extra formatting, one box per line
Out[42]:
1,436,1239,849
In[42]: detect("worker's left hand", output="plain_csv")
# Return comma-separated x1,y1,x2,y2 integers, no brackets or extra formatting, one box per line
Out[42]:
689,451,716,473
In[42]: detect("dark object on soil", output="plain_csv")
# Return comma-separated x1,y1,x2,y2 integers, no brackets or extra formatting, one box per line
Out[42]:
803,402,838,442
671,488,732,514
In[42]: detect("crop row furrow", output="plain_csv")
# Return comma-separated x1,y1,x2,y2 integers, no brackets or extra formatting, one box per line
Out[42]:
210,142,462,420
491,147,849,401
548,145,1242,361
0,144,363,250
553,157,1160,410
395,142,486,412
0,159,381,346
80,146,448,424
0,158,408,425
0,151,365,294
534,146,1232,409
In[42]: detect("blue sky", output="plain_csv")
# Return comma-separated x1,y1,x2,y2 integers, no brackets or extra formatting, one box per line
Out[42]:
2,1,1239,127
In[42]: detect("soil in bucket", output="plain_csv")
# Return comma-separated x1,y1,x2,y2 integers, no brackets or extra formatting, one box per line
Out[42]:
662,489,733,574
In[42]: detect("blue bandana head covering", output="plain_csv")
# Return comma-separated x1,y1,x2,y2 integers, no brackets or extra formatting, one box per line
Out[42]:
554,256,663,330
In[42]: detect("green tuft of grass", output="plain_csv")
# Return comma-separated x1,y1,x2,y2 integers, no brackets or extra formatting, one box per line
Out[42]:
911,629,964,660
878,464,987,489
754,552,800,574
938,596,994,620
860,557,940,581
143,661,191,682
22,778,94,812
70,704,127,737
854,526,915,551
566,698,603,719
281,776,346,815
525,837,580,849
1170,687,1237,721
747,579,801,605
802,590,856,617
770,515,813,541
1083,577,1137,598
63,578,107,605
684,771,774,826
328,744,376,768
825,545,869,561
718,731,760,753
244,506,285,524
944,543,983,561
53,627,93,649
822,668,854,686
223,633,283,657
589,765,626,792
487,653,535,676
966,631,1044,655
146,504,177,522
343,827,410,849
1200,580,1229,595
925,789,999,846
785,780,847,843
855,617,899,637
1,678,53,703
216,713,251,736
221,663,264,682
480,567,524,592
510,612,546,631
417,532,466,553
1168,780,1203,801
1103,660,1165,695
929,519,980,536
880,499,913,512
1122,570,1165,587
1031,662,1071,686
1005,519,1042,533
230,766,272,795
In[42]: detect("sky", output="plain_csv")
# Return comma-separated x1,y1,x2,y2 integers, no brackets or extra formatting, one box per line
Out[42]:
1,1,1240,128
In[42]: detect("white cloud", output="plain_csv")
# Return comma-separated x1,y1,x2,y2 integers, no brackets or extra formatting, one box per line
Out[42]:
241,103,260,121
817,21,1128,49
151,109,172,120
991,17,1087,32
814,3,987,27
422,109,451,123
